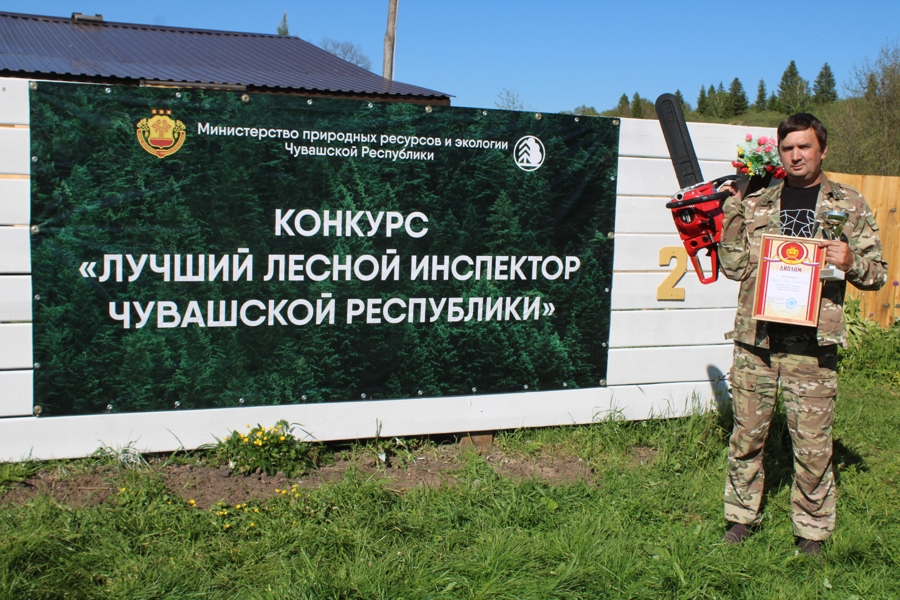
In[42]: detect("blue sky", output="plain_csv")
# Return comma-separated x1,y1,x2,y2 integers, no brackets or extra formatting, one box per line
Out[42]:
7,0,899,113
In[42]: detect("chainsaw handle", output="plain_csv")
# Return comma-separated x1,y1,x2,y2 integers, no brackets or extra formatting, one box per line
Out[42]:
665,175,739,209
689,247,719,284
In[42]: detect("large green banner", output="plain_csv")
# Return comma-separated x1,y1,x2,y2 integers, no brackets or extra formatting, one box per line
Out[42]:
30,82,618,416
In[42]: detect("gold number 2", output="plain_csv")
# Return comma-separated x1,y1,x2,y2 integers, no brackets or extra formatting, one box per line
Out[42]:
657,246,687,301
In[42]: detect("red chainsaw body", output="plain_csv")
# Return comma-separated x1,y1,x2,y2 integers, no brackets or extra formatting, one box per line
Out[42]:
665,177,734,284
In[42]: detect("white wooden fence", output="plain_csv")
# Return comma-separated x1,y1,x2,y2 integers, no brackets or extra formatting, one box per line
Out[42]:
0,77,776,460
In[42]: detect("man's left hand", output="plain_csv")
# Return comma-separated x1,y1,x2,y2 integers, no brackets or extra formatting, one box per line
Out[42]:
820,239,854,271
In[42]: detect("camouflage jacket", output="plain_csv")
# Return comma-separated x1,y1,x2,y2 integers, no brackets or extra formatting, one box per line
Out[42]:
719,176,887,348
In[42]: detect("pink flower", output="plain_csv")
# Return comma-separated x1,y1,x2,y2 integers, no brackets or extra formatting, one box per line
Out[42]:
745,133,753,142
757,136,767,146
765,145,773,153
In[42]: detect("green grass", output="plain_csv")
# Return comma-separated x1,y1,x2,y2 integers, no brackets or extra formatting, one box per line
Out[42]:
1,366,898,598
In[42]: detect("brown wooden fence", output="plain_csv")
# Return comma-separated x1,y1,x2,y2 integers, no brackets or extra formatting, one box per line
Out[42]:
825,171,900,326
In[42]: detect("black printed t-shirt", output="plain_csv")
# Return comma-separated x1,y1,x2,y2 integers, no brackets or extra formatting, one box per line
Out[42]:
780,183,820,238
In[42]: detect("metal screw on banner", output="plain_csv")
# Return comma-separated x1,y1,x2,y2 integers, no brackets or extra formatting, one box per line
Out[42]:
33,406,42,417
175,92,182,99
600,379,607,387
105,88,111,94
106,404,113,413
307,99,313,105
31,225,39,233
424,105,432,113
33,362,40,369
523,384,529,390
471,387,477,393
482,110,488,116
241,94,250,104
562,382,568,387
32,156,38,163
535,113,542,120
612,120,620,126
174,401,181,409
238,398,245,405
574,117,580,122
34,294,40,301
417,390,423,396
29,81,38,90
301,395,308,401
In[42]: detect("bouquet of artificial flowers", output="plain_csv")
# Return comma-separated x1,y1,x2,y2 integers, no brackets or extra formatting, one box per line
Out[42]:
733,133,785,179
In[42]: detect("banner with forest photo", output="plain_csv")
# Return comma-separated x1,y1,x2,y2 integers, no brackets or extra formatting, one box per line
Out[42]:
29,82,618,416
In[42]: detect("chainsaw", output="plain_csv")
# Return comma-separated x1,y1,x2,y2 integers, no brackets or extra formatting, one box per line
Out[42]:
655,93,736,284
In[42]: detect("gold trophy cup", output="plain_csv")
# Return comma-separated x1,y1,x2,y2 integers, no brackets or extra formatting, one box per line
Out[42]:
820,210,848,281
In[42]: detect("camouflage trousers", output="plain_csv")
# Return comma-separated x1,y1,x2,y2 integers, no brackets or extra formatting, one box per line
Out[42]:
724,329,838,541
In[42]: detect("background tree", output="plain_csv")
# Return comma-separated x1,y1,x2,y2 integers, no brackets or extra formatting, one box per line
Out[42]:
777,60,811,113
571,105,600,116
754,79,767,111
822,41,900,175
704,83,726,118
767,92,779,112
616,93,630,116
494,89,526,111
631,92,644,118
696,86,707,115
277,11,289,36
727,77,749,116
813,63,838,104
674,89,690,112
320,38,372,70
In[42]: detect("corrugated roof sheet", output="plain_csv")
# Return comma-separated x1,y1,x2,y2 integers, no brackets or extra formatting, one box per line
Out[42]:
0,11,449,99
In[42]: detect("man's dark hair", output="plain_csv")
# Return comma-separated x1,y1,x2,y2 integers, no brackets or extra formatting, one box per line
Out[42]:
777,113,827,149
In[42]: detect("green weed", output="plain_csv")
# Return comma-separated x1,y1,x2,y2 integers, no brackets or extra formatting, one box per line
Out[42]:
212,420,317,477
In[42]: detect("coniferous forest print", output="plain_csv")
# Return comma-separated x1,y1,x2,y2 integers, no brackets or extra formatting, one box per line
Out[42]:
30,82,618,416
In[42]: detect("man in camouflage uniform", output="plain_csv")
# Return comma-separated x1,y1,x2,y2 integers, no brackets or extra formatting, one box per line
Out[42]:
718,113,887,555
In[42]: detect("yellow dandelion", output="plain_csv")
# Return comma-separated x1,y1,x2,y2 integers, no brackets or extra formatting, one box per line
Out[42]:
188,499,196,506
249,522,255,527
254,508,259,513
280,436,286,441
246,424,250,428
256,431,262,437
235,503,242,509
120,487,127,493
225,523,231,529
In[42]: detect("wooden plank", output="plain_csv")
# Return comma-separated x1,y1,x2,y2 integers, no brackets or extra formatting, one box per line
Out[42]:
0,178,31,225
0,276,32,322
619,118,776,161
0,380,728,460
613,232,717,273
616,156,736,197
0,78,30,126
826,171,900,327
0,322,32,370
0,128,31,176
614,196,677,234
606,344,733,386
0,227,30,274
0,369,32,417
609,308,734,348
611,272,739,310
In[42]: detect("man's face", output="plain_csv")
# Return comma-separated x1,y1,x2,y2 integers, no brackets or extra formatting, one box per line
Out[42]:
778,128,828,187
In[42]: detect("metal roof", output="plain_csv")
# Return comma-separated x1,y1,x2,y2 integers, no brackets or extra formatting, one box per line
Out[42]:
0,11,450,100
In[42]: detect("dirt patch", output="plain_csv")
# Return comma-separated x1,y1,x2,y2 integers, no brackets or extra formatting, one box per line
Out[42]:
1,446,596,510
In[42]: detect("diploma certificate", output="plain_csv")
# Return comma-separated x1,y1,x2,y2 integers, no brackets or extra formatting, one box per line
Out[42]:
752,234,824,327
